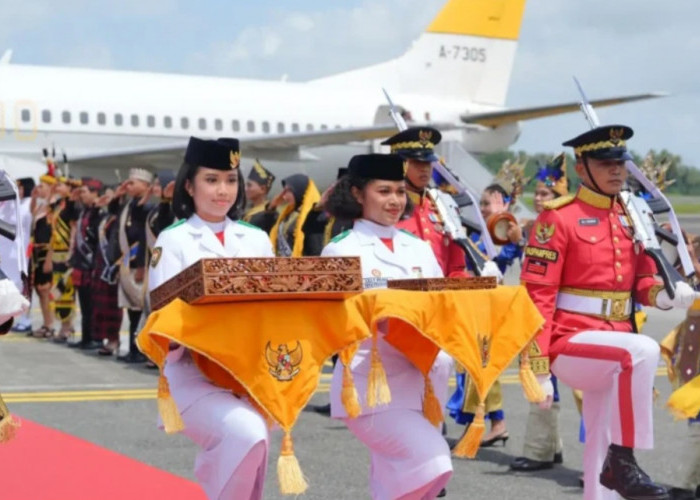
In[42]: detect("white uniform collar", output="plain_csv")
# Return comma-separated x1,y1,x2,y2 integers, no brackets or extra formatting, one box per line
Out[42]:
354,218,398,241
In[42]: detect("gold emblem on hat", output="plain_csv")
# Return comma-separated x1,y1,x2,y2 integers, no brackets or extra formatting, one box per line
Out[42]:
230,151,241,169
253,160,268,179
609,128,624,145
265,341,302,381
418,130,433,147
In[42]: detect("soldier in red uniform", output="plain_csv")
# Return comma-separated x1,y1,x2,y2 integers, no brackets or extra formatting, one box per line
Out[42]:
522,124,699,500
381,127,468,277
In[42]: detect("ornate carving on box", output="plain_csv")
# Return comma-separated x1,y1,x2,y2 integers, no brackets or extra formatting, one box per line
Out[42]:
150,257,363,310
387,277,498,291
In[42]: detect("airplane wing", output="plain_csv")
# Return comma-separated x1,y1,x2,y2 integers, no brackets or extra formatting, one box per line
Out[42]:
69,122,459,170
461,92,667,128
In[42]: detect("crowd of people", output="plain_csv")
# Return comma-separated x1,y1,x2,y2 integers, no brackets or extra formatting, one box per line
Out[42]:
0,121,699,500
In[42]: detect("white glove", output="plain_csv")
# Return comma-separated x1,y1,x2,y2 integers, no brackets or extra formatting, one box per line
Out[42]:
536,374,554,410
656,281,700,310
480,260,503,281
0,278,30,324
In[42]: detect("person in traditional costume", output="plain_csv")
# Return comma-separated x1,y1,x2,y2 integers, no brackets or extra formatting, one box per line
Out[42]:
242,160,278,233
148,137,275,500
269,173,321,256
322,153,453,500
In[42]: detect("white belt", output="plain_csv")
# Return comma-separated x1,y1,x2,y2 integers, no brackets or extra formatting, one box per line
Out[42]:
556,292,632,321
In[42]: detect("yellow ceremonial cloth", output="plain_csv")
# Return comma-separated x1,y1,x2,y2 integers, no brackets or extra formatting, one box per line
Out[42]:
344,286,544,402
137,298,371,431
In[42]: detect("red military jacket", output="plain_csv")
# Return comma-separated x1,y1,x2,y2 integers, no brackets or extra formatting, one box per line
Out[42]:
520,185,662,366
397,191,468,277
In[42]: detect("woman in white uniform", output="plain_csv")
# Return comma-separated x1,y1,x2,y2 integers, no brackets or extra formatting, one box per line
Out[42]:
322,154,453,500
148,137,275,500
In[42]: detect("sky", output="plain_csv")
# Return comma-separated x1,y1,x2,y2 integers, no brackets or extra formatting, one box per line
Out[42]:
2,0,699,167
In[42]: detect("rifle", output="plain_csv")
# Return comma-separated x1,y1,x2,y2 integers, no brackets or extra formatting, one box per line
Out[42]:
382,89,498,277
573,77,694,298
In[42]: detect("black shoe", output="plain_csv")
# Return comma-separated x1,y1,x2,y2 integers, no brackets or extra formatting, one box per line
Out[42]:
599,445,670,499
117,351,147,363
668,487,697,500
553,451,563,464
311,403,331,416
480,431,509,447
437,488,446,497
510,456,554,471
79,340,102,350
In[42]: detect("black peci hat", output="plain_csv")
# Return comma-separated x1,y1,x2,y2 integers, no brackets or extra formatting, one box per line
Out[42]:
348,154,405,181
248,159,275,190
562,125,633,161
380,127,442,162
184,137,241,170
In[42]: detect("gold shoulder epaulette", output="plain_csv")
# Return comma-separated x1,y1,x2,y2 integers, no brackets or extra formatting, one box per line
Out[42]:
543,194,575,210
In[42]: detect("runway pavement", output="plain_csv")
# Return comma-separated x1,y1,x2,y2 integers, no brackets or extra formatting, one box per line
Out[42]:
0,302,694,499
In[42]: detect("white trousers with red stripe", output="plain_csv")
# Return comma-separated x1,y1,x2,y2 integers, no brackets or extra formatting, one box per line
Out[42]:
551,331,660,500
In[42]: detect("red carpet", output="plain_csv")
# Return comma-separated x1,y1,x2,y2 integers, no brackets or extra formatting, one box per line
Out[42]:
0,417,206,500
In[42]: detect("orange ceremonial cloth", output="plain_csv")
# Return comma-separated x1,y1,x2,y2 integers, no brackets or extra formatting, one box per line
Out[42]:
345,286,544,403
137,298,371,433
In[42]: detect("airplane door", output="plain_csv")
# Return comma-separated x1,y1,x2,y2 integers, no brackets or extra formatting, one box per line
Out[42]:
13,100,37,142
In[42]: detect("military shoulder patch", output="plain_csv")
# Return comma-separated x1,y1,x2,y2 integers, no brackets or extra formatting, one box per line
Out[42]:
543,194,575,210
399,229,419,239
150,247,162,268
330,230,351,243
237,220,263,231
163,219,185,231
524,246,559,262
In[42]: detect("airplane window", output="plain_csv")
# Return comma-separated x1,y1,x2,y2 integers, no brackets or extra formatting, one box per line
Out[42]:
21,109,31,123
214,119,223,131
306,124,314,131
41,110,51,123
62,111,71,124
198,118,207,130
320,124,328,130
97,112,106,125
131,114,139,127
114,113,123,126
277,122,285,133
232,120,240,132
335,125,341,129
147,115,155,127
262,121,270,133
291,123,300,132
181,117,189,129
247,120,255,132
164,116,172,128
80,112,89,125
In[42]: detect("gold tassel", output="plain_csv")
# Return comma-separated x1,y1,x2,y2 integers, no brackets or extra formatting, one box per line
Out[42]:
0,414,19,443
277,431,309,495
341,363,362,418
452,402,485,459
366,332,391,408
422,375,443,427
519,348,545,403
157,374,185,434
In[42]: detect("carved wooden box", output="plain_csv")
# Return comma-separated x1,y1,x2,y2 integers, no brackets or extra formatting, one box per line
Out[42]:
387,277,498,291
150,256,363,310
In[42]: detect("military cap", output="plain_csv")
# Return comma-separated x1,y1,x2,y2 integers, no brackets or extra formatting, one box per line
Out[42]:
348,154,405,181
380,127,442,162
562,125,633,161
185,137,240,170
248,159,275,190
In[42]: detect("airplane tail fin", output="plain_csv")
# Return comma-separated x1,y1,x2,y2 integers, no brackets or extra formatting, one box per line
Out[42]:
313,0,527,106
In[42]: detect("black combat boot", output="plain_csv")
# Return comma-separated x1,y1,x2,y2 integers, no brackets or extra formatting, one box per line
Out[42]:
599,444,669,500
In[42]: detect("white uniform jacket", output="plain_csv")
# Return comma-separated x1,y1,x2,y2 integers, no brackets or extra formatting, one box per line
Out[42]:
148,214,274,411
322,218,453,418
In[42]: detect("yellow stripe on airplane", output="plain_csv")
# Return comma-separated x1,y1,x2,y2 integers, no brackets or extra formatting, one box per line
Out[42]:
427,0,527,40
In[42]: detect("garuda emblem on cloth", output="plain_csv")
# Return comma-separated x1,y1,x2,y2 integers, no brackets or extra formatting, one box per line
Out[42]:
265,341,303,381
535,222,555,245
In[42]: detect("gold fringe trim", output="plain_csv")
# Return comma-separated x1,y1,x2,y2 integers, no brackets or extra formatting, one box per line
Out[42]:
366,332,391,408
341,363,362,418
422,374,444,427
277,431,309,495
519,347,545,403
157,374,185,434
0,414,20,443
452,402,485,459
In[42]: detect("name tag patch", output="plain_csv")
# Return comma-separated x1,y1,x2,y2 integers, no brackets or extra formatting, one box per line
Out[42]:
525,260,548,276
578,218,599,226
524,246,559,262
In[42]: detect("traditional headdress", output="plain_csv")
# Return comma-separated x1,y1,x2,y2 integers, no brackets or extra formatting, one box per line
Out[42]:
534,153,569,197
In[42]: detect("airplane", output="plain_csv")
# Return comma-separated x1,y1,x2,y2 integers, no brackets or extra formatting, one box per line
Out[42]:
0,0,664,189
